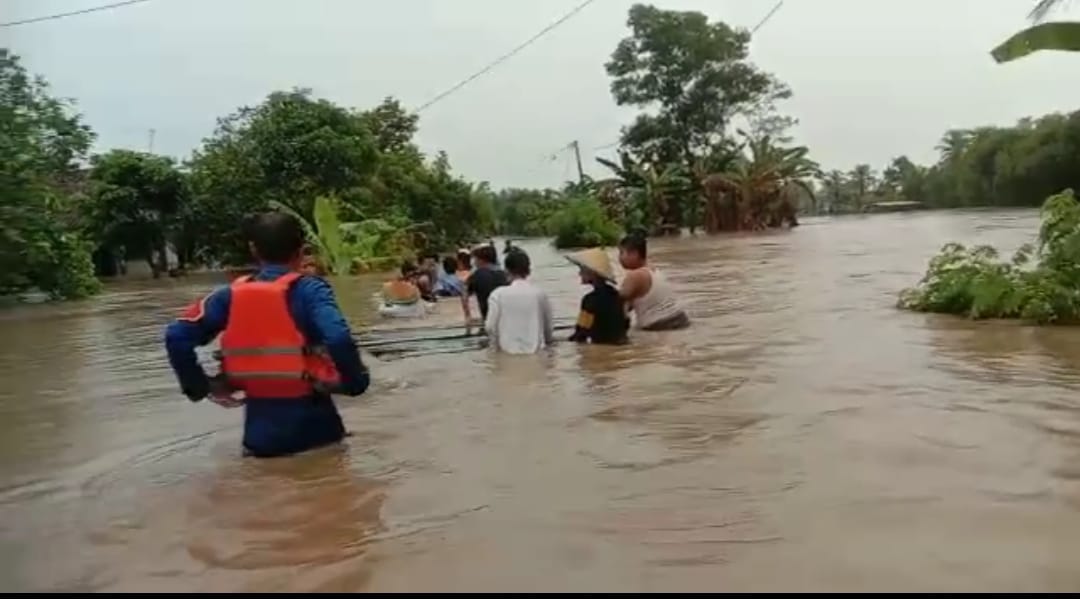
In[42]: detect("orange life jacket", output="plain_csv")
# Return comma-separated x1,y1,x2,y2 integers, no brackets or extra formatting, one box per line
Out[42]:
218,272,340,398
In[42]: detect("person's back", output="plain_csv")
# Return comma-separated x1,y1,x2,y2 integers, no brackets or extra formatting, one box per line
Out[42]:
485,250,553,354
461,245,509,326
435,256,466,297
382,262,422,305
164,212,370,458
582,282,629,343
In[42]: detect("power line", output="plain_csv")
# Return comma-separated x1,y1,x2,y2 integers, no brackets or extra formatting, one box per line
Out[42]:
750,0,785,34
415,0,598,113
0,0,160,28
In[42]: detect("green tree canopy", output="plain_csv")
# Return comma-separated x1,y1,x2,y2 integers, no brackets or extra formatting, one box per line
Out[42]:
606,4,789,167
0,49,99,299
84,150,189,277
186,89,380,264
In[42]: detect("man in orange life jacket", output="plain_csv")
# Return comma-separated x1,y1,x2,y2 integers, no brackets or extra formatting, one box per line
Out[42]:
164,212,369,458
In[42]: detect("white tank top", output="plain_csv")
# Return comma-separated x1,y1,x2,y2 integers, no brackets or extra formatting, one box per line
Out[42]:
631,268,683,329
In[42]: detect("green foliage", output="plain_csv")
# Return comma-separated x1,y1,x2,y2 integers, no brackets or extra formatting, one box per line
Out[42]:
607,4,787,164
602,3,790,233
701,133,818,230
925,115,1080,209
84,150,189,277
272,196,421,276
989,1,1076,63
495,188,568,237
184,92,495,266
0,49,100,300
26,228,102,300
596,152,693,234
899,189,1080,324
551,197,622,249
991,21,1080,63
824,108,1080,213
186,89,380,265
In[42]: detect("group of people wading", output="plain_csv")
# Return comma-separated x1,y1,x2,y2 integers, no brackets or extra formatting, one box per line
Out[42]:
164,212,690,458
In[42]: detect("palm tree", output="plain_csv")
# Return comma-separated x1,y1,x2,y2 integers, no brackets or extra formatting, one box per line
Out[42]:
848,164,877,212
818,170,848,214
935,130,972,164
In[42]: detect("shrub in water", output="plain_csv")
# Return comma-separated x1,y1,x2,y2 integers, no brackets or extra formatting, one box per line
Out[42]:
899,189,1080,324
551,197,621,249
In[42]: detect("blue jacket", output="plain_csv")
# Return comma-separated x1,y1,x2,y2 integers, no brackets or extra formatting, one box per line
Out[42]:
164,264,370,457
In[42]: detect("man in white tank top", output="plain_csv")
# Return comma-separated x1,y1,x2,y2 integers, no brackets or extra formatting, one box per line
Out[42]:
617,233,690,331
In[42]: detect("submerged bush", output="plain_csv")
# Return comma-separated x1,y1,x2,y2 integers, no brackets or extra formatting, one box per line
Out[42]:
551,197,622,249
899,189,1080,324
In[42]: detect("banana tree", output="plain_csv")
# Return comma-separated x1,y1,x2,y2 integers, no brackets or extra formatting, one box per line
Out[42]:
270,195,421,275
596,152,690,234
270,196,352,275
702,134,818,231
992,0,1080,63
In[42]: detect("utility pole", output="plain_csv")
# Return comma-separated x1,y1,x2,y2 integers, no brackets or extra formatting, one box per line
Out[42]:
570,140,585,184
147,128,156,153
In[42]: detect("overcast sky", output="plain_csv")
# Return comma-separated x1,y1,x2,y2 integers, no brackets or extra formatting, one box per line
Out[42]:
5,0,1080,188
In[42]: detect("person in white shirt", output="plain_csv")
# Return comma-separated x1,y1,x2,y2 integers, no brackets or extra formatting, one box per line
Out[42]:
484,249,554,354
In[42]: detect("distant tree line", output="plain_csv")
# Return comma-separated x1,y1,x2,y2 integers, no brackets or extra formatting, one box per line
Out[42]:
1,48,498,299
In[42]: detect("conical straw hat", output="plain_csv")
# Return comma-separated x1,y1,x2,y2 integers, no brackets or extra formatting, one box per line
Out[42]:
566,248,616,282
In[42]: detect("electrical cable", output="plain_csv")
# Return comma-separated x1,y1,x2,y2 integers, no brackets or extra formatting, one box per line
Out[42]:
1,0,160,28
415,0,598,113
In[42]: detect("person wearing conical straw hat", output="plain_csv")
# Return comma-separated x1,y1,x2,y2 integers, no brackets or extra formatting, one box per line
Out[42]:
566,248,630,345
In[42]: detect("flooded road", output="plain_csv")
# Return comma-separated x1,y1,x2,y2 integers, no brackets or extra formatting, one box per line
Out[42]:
4,209,1080,592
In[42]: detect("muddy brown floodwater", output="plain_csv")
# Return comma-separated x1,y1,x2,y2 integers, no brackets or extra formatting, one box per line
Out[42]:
4,210,1080,592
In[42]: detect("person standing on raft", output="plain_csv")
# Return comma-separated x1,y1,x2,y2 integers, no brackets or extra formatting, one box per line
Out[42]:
164,212,370,458
566,248,630,345
617,233,691,331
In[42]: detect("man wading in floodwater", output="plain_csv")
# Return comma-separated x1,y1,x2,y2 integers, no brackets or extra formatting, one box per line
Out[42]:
617,232,691,331
461,244,508,332
164,212,370,457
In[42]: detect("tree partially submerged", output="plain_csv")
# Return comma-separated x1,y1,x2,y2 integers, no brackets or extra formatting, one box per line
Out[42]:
701,134,817,232
84,150,189,278
603,3,792,233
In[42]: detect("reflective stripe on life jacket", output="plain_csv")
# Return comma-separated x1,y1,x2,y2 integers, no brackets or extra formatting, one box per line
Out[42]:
218,271,341,398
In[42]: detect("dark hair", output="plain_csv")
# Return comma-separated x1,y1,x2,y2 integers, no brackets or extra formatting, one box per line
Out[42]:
400,261,418,277
248,212,306,263
504,249,531,277
457,251,472,270
619,232,647,259
442,256,458,275
422,252,439,262
472,245,497,265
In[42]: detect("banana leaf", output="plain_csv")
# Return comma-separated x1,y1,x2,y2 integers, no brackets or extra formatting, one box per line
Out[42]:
269,196,350,275
991,21,1080,64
